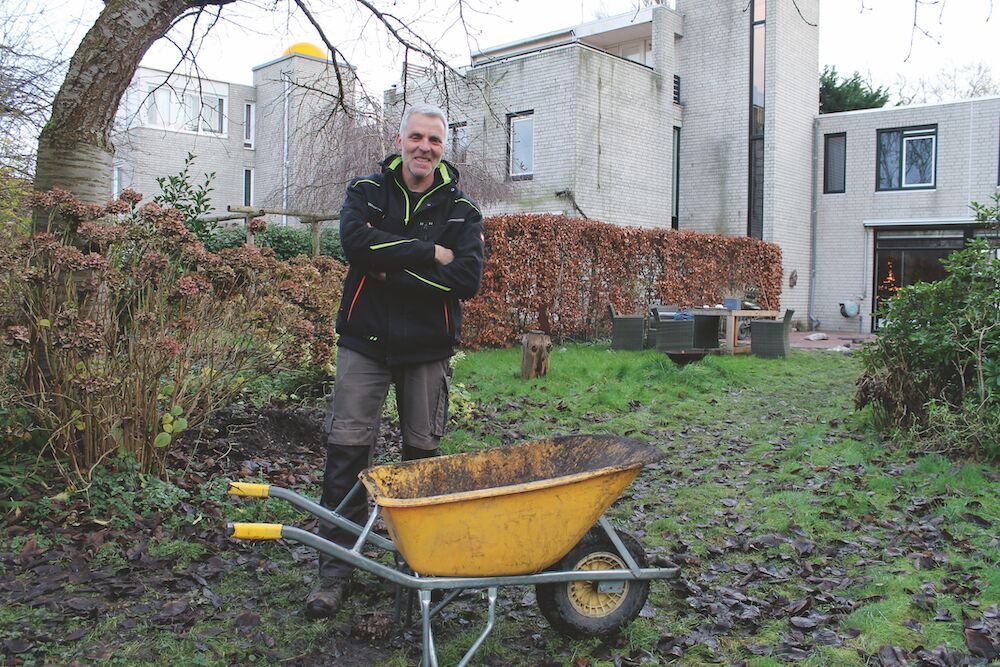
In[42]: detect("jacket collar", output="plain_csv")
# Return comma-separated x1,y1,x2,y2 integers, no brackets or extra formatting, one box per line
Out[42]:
381,155,461,191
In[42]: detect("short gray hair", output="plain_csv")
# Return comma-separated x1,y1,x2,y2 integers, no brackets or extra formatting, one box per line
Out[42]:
398,103,448,137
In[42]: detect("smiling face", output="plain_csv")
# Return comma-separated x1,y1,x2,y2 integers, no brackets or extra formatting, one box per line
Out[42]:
394,112,446,192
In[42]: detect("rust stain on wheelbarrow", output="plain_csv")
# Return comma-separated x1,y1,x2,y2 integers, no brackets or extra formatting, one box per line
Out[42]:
360,434,663,577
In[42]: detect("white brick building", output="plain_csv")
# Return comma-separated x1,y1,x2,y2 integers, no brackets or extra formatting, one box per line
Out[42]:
113,1,1000,333
114,44,357,225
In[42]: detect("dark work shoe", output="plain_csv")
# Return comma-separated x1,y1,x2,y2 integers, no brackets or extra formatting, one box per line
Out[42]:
305,578,349,619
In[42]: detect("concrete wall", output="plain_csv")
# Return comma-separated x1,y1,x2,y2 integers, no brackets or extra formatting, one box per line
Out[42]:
814,96,1000,332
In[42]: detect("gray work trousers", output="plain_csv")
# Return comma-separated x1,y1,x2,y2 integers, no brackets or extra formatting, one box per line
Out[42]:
318,346,451,579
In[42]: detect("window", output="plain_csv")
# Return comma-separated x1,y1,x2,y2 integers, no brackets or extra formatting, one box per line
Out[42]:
243,168,254,207
618,39,653,66
747,0,766,238
201,96,224,133
877,125,936,190
824,133,846,194
144,84,228,135
672,127,680,229
673,75,681,104
449,121,468,162
508,112,534,179
112,166,122,198
244,102,255,149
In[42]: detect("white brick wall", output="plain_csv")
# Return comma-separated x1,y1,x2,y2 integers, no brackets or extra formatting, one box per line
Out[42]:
766,0,819,321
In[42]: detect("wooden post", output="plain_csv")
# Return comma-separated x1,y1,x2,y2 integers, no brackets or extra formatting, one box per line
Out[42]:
310,220,320,257
520,330,552,380
245,216,255,247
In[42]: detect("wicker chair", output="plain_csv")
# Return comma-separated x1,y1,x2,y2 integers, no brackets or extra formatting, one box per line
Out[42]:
648,306,694,351
751,309,795,359
692,315,721,350
608,304,645,351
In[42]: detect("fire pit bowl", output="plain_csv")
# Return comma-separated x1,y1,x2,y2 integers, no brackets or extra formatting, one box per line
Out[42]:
664,349,709,365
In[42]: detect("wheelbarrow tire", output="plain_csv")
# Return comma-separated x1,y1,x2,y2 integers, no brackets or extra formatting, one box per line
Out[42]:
535,527,649,639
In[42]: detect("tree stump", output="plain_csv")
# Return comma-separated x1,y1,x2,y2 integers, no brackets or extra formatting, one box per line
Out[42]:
520,331,552,379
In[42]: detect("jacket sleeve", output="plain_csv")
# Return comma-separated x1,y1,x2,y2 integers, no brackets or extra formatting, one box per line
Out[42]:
383,201,484,300
339,177,436,271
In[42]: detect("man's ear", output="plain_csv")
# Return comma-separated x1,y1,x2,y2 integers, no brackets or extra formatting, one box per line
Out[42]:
394,134,402,151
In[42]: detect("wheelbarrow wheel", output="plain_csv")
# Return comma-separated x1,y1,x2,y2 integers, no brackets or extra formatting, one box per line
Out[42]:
535,527,649,639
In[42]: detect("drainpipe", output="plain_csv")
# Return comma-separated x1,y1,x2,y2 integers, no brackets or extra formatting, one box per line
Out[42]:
807,117,820,331
282,70,290,226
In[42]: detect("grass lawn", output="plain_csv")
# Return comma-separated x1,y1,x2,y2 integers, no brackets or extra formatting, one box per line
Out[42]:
1,344,997,665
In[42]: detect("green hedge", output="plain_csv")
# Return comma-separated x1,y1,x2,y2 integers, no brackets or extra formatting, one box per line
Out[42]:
204,224,344,262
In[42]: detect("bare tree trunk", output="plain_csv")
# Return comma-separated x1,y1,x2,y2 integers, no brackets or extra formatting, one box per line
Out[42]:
32,0,233,234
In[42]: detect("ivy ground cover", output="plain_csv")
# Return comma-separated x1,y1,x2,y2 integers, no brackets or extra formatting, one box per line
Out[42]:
1,346,997,665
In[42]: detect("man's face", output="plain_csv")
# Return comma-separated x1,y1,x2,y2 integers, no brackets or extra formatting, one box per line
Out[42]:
395,112,446,191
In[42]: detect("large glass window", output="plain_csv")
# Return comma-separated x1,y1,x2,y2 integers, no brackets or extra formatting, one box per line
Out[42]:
824,133,846,194
145,84,227,135
877,126,936,190
748,0,765,238
873,229,964,328
509,112,534,179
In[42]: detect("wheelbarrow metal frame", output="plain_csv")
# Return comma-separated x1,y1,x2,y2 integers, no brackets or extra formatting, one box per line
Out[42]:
227,482,678,666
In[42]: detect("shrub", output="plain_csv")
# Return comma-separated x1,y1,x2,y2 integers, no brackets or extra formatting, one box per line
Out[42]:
204,223,344,262
202,223,246,253
1,189,345,481
856,193,999,461
463,214,783,348
153,152,217,243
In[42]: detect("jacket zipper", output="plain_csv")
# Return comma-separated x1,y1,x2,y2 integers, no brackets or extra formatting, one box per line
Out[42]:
443,301,450,334
347,275,366,321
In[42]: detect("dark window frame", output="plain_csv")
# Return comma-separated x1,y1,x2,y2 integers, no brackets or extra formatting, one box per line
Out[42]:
876,124,937,192
242,168,253,207
507,110,534,181
823,132,846,194
746,0,766,238
672,126,680,229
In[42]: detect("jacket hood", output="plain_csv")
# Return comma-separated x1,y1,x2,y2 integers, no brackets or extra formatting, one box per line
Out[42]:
380,154,461,186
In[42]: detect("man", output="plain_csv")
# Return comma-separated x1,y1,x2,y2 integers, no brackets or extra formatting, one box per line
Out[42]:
306,103,485,618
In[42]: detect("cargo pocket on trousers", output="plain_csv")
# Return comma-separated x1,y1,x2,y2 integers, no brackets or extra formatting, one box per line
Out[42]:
431,373,450,438
327,423,375,448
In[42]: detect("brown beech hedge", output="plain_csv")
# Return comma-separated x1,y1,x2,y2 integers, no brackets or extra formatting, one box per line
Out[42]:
462,214,783,349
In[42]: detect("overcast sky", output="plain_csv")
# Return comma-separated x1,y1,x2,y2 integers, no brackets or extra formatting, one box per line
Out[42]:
30,0,1000,99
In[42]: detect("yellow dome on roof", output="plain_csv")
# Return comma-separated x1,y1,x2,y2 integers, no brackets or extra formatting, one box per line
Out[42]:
283,42,325,59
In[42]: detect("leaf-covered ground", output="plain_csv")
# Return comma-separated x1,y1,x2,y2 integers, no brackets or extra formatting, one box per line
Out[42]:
2,346,998,666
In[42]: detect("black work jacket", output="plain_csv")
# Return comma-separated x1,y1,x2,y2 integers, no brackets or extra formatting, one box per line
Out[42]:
335,156,484,365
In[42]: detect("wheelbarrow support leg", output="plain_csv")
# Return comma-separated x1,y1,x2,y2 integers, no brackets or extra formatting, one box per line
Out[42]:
419,589,438,667
598,516,642,576
457,587,498,667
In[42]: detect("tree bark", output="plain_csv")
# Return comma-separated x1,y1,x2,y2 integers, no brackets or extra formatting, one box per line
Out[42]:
32,0,234,234
520,331,552,380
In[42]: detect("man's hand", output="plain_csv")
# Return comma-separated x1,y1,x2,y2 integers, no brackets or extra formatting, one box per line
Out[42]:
434,245,454,266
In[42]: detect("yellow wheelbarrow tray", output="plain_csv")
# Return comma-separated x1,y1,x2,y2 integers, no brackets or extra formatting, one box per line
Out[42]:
226,435,680,667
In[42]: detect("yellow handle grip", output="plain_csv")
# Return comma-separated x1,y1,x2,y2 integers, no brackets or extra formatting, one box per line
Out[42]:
229,523,284,540
228,482,271,497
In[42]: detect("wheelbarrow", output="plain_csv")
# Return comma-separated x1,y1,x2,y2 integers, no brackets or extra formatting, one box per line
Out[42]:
226,434,679,666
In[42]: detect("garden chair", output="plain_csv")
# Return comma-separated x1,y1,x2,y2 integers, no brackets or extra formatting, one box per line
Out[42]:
648,305,694,351
750,309,795,359
608,304,645,351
